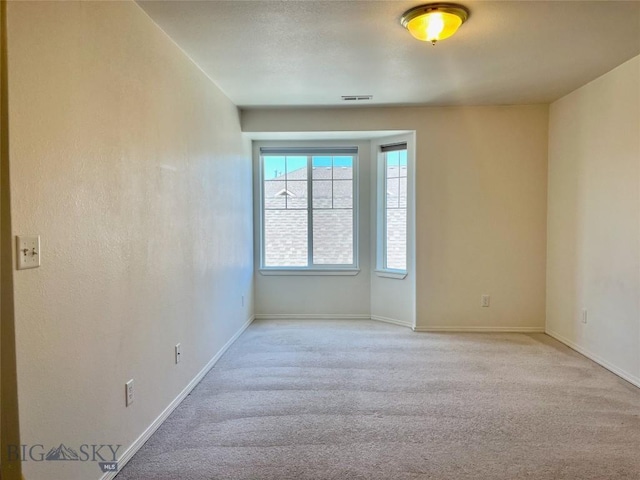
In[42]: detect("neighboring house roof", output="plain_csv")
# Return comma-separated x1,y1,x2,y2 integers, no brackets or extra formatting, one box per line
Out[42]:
263,166,406,269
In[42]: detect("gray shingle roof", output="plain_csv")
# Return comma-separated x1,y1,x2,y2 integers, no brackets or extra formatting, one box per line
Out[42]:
263,166,406,269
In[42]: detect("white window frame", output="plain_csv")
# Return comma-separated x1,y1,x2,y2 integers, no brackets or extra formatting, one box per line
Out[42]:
259,147,359,275
375,141,409,279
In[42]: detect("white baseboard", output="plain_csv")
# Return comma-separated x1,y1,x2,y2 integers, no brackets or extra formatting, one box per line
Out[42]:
370,315,413,329
413,326,545,333
545,328,640,389
255,314,413,329
255,316,543,333
255,313,371,320
101,315,255,480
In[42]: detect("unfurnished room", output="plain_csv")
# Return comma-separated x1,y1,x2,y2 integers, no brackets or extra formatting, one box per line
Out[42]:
0,1,639,479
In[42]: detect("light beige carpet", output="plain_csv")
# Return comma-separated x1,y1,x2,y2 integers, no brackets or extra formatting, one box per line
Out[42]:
116,320,640,480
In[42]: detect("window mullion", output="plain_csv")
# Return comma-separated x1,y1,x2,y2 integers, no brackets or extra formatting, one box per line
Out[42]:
383,154,388,270
284,157,288,210
307,155,313,267
331,156,334,209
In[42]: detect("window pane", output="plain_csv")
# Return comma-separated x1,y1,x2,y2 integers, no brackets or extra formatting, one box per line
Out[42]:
263,151,357,269
386,177,399,209
312,156,333,179
264,210,308,267
386,208,407,271
333,180,352,208
386,151,400,179
398,176,407,209
399,150,408,171
383,149,407,272
313,210,353,265
333,156,353,179
264,156,285,181
399,150,408,180
286,180,308,209
286,156,307,180
264,180,286,209
312,180,332,208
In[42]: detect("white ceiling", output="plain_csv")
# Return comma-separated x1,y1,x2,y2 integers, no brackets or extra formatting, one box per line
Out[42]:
138,0,640,107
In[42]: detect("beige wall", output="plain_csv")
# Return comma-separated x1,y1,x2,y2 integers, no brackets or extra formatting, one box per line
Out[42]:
243,105,549,331
7,2,253,479
547,55,640,386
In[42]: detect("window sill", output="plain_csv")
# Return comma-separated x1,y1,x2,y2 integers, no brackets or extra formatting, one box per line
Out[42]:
260,268,360,276
374,269,407,280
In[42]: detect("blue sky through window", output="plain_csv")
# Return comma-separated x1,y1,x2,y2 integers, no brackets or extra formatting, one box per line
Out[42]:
312,156,331,168
386,150,408,167
333,156,353,168
286,156,306,176
312,156,353,168
265,156,355,180
264,156,307,180
400,150,407,166
264,156,285,180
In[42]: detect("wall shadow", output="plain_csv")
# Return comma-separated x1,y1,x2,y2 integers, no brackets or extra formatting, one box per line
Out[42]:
1,1,23,478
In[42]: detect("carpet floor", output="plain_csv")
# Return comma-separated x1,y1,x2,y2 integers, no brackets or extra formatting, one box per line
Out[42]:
116,320,640,480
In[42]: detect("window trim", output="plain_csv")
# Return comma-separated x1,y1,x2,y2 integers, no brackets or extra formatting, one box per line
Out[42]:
374,269,407,280
258,148,360,273
260,268,360,276
376,142,409,277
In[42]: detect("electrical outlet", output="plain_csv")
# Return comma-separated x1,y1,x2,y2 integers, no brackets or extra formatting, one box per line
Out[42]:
16,235,41,270
581,309,588,324
125,379,134,407
175,343,181,364
481,294,490,307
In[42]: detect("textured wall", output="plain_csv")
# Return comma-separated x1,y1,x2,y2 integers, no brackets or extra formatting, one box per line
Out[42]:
547,55,640,385
7,2,253,479
242,105,549,331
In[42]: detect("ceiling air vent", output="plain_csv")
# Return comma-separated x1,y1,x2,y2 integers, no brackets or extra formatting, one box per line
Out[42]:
341,95,373,101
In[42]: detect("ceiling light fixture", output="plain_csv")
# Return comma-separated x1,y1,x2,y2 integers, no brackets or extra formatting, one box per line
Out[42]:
400,3,469,45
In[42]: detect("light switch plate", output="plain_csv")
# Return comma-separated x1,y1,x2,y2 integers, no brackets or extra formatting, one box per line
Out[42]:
481,294,490,307
16,235,41,270
125,379,134,407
